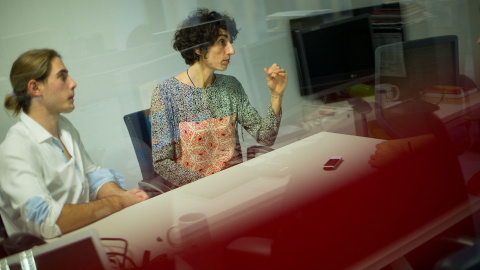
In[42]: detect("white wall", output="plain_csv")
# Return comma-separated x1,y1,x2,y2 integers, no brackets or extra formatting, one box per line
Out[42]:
1,0,478,189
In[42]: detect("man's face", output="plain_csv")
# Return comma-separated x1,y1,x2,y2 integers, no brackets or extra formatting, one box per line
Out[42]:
38,57,77,115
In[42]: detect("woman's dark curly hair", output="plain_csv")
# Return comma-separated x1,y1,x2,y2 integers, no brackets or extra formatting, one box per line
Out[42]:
173,8,239,65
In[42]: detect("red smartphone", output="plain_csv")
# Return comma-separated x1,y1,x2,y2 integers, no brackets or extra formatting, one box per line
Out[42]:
323,156,343,170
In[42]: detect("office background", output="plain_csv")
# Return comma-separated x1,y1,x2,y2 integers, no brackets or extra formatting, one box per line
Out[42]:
0,0,479,189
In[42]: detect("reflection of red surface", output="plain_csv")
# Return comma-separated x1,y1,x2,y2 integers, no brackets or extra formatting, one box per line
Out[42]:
467,171,480,197
141,130,474,269
267,136,473,269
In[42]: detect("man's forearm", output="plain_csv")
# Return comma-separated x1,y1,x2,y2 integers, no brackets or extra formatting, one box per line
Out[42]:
56,195,124,234
97,181,127,198
56,188,148,234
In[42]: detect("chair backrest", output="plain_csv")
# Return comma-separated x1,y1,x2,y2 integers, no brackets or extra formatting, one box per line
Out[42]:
123,109,157,181
0,215,7,241
374,35,458,139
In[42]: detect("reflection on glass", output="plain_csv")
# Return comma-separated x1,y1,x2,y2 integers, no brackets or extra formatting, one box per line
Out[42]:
19,250,36,270
0,258,10,270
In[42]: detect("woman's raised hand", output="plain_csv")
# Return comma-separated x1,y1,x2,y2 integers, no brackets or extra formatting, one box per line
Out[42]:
264,63,288,97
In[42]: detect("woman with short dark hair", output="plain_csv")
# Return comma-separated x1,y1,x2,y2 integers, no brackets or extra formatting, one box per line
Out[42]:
173,8,239,65
151,8,288,188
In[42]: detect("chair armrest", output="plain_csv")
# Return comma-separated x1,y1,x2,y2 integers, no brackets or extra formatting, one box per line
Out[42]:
247,145,275,161
138,175,172,198
1,233,46,257
348,97,372,137
347,97,372,115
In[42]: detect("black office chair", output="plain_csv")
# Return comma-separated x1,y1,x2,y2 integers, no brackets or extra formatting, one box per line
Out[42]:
123,109,275,197
0,214,47,260
434,238,480,270
124,109,171,197
0,233,46,259
374,36,476,151
372,36,479,268
0,216,7,242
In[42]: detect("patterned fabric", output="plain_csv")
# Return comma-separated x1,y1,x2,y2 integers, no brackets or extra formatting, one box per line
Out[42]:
177,114,236,176
150,74,281,188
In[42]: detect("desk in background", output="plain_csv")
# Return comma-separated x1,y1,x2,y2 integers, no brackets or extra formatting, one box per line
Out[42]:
379,90,480,129
293,90,480,143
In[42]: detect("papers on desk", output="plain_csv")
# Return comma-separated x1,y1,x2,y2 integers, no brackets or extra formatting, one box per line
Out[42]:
422,87,478,105
302,104,355,135
422,86,477,99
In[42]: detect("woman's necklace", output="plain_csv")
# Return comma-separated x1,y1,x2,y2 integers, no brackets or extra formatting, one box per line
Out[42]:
186,68,208,111
186,68,196,87
186,68,216,88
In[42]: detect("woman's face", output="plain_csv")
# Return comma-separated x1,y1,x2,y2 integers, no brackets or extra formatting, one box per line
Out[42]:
201,29,235,72
38,57,77,114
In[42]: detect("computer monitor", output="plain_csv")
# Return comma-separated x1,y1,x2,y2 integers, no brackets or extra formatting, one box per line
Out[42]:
2,229,111,270
375,35,459,101
374,35,459,139
290,14,376,101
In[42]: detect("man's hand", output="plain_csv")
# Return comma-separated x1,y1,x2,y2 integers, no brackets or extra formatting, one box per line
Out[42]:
118,188,149,208
57,187,149,235
368,135,437,169
368,140,410,169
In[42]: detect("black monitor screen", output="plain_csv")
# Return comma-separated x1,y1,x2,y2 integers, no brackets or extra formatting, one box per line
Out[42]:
376,35,459,100
291,14,375,99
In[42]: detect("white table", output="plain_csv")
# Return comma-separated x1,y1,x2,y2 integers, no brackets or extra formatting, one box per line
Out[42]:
65,132,382,267
63,130,474,269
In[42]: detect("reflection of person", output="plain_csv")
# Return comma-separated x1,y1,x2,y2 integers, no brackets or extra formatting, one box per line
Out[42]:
150,8,288,188
367,110,474,268
0,49,148,239
368,134,436,168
